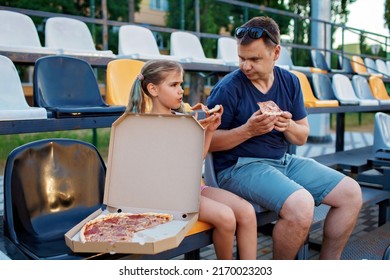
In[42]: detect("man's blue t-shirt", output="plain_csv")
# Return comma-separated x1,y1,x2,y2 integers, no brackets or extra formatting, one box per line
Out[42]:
206,66,307,174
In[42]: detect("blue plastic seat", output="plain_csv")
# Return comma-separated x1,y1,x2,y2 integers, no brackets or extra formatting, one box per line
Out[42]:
33,55,125,118
310,50,348,74
311,73,339,101
3,138,106,259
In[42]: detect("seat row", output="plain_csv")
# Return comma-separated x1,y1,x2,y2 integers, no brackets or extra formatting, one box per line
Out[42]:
311,49,390,78
291,70,390,108
0,10,238,66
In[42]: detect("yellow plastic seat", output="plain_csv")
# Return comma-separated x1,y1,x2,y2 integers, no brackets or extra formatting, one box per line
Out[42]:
290,70,338,107
106,59,145,106
368,76,390,105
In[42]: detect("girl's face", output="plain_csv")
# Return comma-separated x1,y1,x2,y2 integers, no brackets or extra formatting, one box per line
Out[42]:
150,70,184,114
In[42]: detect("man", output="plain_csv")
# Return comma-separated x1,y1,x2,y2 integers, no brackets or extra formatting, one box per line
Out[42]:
206,16,362,260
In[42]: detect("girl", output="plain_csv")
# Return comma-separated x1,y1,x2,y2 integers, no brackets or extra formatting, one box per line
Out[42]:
126,59,257,260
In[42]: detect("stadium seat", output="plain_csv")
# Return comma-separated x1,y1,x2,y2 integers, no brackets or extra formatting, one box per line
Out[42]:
3,138,106,259
373,112,390,160
290,70,338,107
368,76,390,105
33,55,125,118
351,75,380,105
0,10,57,54
0,55,47,121
375,59,390,77
45,17,115,57
364,57,380,75
351,55,382,77
310,50,348,74
332,74,377,106
217,37,239,66
118,25,179,61
276,46,326,73
170,31,225,65
311,73,339,103
106,59,145,106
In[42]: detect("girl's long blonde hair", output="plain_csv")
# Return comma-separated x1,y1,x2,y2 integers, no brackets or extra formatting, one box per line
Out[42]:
126,60,184,113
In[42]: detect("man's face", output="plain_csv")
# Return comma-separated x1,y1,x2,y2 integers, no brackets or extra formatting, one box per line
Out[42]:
237,38,280,81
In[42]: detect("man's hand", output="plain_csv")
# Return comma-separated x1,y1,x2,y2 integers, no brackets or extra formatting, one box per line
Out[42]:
245,110,278,137
274,111,292,132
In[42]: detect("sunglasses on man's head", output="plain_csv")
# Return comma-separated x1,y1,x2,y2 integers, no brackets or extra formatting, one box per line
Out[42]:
235,27,278,45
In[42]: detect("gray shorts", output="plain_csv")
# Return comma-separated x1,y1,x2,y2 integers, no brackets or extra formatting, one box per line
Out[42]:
217,153,345,214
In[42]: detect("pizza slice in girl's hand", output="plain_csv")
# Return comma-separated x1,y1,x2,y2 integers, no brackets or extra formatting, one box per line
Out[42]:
257,100,283,116
191,103,222,117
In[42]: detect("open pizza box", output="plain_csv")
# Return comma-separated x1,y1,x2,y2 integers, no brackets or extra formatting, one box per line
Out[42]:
65,113,205,254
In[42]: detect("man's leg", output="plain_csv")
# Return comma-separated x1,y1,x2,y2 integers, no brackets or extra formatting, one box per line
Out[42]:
319,176,362,259
272,189,314,259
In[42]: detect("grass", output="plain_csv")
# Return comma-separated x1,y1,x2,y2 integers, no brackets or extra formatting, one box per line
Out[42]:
0,112,376,176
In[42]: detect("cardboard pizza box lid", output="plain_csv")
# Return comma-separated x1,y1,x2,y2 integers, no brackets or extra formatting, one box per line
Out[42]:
65,113,205,255
104,113,204,216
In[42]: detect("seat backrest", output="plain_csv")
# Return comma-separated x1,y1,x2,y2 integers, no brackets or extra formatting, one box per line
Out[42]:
290,70,319,103
217,37,238,65
106,59,145,105
368,76,390,100
338,55,354,74
0,55,32,109
310,50,331,72
373,112,390,158
45,17,97,51
118,25,161,56
375,59,390,77
351,55,368,74
33,55,106,108
170,31,206,59
0,10,42,48
311,73,338,100
276,45,293,69
332,73,360,103
0,55,47,121
364,57,378,74
3,138,105,259
352,75,377,100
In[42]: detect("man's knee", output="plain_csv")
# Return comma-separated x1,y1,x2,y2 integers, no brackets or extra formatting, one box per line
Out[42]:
279,189,314,228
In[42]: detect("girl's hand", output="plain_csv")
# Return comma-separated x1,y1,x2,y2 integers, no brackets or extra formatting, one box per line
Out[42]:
198,105,224,132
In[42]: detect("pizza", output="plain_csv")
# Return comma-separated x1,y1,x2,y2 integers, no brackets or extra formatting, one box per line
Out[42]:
190,103,222,117
79,212,173,243
257,101,283,116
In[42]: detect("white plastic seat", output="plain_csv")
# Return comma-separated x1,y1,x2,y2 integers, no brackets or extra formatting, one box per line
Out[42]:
0,55,47,121
217,37,239,66
0,10,56,54
170,31,224,65
118,25,179,61
45,17,115,58
375,59,390,77
332,74,378,106
351,75,380,105
364,57,379,75
373,112,390,160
